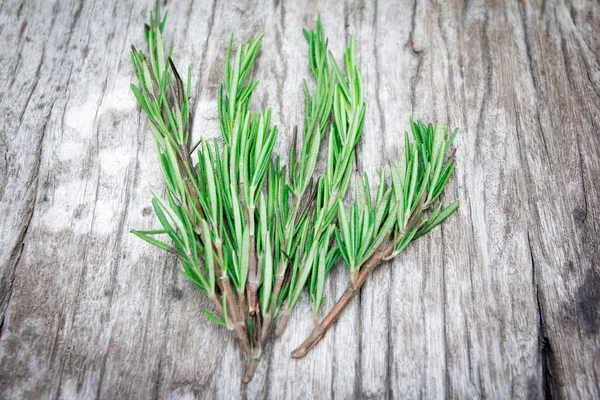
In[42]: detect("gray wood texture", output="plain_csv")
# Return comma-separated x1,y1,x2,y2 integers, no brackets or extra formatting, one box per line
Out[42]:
1,0,599,398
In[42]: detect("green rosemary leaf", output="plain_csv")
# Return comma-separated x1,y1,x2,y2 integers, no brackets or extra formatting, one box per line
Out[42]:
391,224,419,257
151,197,176,238
446,127,459,152
155,26,166,79
201,141,218,224
261,235,274,315
205,310,227,327
142,62,155,96
416,200,460,239
240,227,250,289
199,219,216,291
221,291,229,326
434,159,455,194
130,84,150,114
313,229,330,316
429,139,446,194
289,243,317,309
373,186,391,233
159,8,167,33
130,229,172,251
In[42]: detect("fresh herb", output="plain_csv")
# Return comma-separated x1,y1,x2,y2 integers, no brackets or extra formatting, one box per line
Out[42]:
129,3,458,381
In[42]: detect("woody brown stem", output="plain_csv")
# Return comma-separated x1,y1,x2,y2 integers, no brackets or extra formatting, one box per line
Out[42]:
214,244,250,355
264,266,287,338
244,313,264,382
243,358,259,383
240,196,258,317
270,264,287,311
209,294,223,316
177,145,205,221
260,312,273,344
247,236,259,315
275,312,290,337
238,288,247,325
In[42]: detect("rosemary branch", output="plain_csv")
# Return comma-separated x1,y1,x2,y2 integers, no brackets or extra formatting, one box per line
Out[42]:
260,18,337,341
291,119,459,357
274,35,366,336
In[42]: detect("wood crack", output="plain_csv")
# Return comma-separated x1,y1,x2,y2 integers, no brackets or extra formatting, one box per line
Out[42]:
0,241,24,335
408,0,423,116
474,7,490,155
528,233,557,399
0,98,53,331
575,141,589,223
518,3,552,168
16,48,44,132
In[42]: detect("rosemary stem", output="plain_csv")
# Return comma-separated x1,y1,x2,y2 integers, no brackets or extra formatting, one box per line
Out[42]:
177,145,205,221
245,313,264,382
270,261,287,312
260,311,273,343
238,288,247,324
243,358,259,383
215,244,251,355
247,235,259,315
259,266,283,342
274,312,291,337
209,294,224,316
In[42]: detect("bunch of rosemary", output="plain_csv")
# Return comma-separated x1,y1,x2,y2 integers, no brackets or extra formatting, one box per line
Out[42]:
130,4,458,382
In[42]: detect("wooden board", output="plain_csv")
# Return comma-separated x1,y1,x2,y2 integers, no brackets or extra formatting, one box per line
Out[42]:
0,0,599,398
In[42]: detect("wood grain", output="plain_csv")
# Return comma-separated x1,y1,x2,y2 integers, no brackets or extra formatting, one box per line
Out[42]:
0,0,598,398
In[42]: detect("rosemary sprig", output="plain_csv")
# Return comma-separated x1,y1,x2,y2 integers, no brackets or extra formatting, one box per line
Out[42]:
275,36,366,333
130,2,266,366
258,18,337,343
291,119,459,358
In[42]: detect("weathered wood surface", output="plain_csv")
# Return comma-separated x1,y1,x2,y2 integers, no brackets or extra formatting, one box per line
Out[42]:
1,0,599,398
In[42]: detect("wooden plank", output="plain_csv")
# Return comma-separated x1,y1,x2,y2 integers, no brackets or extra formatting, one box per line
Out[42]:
519,0,600,397
0,0,598,398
